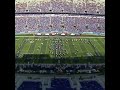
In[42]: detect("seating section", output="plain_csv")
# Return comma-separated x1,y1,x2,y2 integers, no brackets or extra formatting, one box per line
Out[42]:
46,78,76,90
46,88,76,90
15,0,105,35
15,15,105,34
51,78,70,88
16,79,104,90
17,81,42,90
80,80,104,90
15,0,105,15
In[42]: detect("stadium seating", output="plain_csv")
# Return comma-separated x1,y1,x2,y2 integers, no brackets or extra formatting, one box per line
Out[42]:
15,15,105,34
15,64,105,74
80,80,104,90
15,0,105,15
46,88,76,90
46,78,76,90
15,16,27,33
51,78,70,88
15,0,105,89
15,0,105,35
17,81,42,90
15,1,27,12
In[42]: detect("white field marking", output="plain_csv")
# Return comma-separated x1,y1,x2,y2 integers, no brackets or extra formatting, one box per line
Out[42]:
33,39,38,54
79,39,86,56
15,36,105,38
32,38,37,54
98,38,105,46
86,43,95,56
16,37,24,51
26,37,32,53
89,39,99,52
39,38,43,54
72,40,79,57
88,39,97,54
24,42,31,54
97,38,105,49
22,38,31,54
94,38,104,53
49,40,52,57
67,39,72,57
51,40,54,57
73,40,79,57
45,39,49,55
65,41,70,57
76,40,83,57
82,40,91,56
91,39,103,56
34,39,40,54
16,37,25,54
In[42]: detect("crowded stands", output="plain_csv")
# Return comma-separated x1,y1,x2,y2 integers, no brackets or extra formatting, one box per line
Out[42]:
15,0,105,35
15,0,105,90
15,64,105,74
15,15,105,34
15,0,105,15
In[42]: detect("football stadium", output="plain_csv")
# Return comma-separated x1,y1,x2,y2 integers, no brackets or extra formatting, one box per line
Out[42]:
15,0,105,90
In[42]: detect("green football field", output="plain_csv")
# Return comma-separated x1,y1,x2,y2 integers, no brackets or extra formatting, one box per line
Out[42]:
15,36,105,64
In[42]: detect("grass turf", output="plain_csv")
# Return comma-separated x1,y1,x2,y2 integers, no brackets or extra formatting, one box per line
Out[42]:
15,36,105,64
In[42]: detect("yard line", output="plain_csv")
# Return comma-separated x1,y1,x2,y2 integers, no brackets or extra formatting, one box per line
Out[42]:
95,38,104,53
33,37,41,54
69,39,77,57
63,38,71,57
15,36,105,38
74,39,82,57
80,38,88,56
49,38,54,58
32,37,38,54
76,39,84,56
90,38,103,56
16,37,24,52
99,38,105,46
88,39,101,56
83,41,91,56
96,38,105,49
27,37,32,54
28,37,37,54
45,38,49,55
79,40,84,54
67,39,73,57
86,42,96,56
17,37,28,57
15,37,24,53
21,37,31,55
71,39,79,57
39,38,44,54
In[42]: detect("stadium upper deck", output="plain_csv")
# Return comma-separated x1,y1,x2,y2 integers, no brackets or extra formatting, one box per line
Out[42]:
15,0,105,15
15,0,105,35
15,14,105,34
